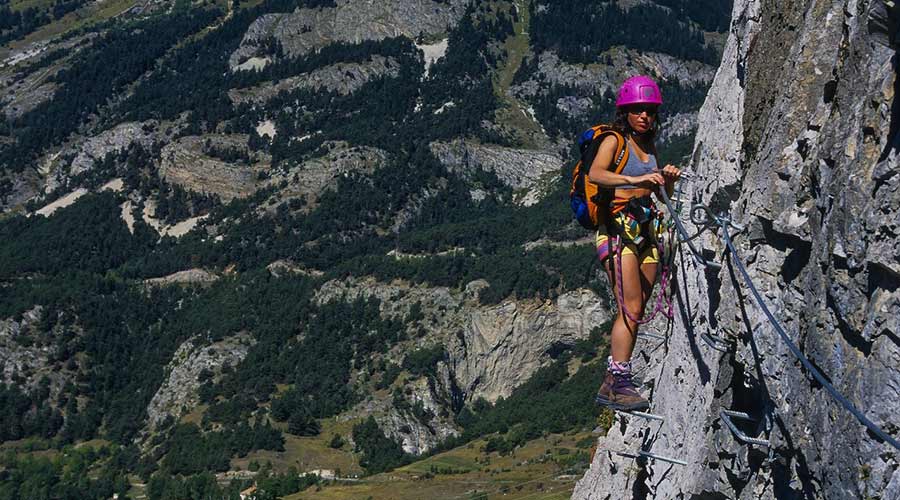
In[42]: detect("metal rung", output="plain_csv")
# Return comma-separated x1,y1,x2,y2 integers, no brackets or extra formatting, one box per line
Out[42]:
722,409,753,420
701,332,730,352
616,450,687,466
699,255,722,270
623,410,665,422
720,409,771,447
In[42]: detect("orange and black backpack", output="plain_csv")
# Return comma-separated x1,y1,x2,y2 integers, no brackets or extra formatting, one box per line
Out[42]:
569,125,629,230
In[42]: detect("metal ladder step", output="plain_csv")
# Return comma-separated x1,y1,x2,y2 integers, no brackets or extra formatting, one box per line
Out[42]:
619,410,665,422
701,332,731,352
720,409,771,447
592,409,665,435
616,450,687,466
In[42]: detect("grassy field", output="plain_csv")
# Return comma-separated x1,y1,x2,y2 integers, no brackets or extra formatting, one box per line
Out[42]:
283,431,596,500
2,0,134,56
4,0,234,56
231,416,366,477
491,0,546,149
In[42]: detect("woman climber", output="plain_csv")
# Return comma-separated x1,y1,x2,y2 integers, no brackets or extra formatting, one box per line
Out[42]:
589,76,681,411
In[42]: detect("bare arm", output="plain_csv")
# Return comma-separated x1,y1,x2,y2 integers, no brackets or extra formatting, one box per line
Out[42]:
587,136,664,188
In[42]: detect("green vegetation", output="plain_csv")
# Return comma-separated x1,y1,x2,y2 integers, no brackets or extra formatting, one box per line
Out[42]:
160,421,283,475
0,443,133,500
352,416,411,474
252,468,320,500
491,0,545,147
0,192,153,276
0,0,52,45
0,0,719,494
403,345,446,377
146,473,242,500
0,10,221,172
290,430,596,499
525,70,709,143
654,0,734,32
0,381,64,442
446,335,608,453
529,0,720,65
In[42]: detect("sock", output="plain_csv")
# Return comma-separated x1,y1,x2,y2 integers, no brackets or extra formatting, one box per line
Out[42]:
608,356,632,376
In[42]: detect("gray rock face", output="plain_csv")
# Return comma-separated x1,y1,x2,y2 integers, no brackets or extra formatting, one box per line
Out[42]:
429,140,563,205
0,169,39,213
316,276,608,454
316,277,609,406
228,56,400,105
159,134,262,201
446,287,608,404
2,79,57,121
574,1,900,499
143,268,220,287
658,112,698,145
0,306,80,403
264,141,387,211
0,307,49,387
42,121,159,195
0,35,94,120
145,333,254,430
229,0,469,69
365,375,460,456
512,50,716,100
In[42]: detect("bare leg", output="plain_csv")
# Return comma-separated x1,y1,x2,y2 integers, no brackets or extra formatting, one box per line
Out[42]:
605,250,645,363
640,260,658,312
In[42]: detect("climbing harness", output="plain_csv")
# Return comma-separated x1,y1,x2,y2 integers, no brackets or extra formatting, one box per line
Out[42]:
609,196,676,325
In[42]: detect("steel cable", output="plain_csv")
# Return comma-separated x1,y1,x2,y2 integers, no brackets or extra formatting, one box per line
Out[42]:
656,187,721,269
717,219,900,451
656,178,898,450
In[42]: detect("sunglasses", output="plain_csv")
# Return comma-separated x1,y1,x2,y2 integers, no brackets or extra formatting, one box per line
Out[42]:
626,105,658,117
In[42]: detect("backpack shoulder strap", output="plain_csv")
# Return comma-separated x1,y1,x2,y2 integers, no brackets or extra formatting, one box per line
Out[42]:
609,131,629,174
584,129,629,175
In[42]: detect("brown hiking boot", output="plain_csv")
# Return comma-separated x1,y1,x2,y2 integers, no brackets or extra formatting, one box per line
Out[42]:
596,372,615,403
595,372,649,411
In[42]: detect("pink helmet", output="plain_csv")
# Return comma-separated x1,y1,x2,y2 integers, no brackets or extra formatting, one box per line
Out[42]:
615,75,663,107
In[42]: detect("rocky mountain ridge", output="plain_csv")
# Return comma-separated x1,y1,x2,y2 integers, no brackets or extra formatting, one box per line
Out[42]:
229,0,469,69
0,0,734,495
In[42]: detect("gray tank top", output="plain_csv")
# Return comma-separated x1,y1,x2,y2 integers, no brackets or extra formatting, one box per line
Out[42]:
619,142,658,190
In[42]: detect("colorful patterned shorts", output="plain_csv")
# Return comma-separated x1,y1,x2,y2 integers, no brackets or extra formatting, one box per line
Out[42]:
596,197,665,265
596,225,659,265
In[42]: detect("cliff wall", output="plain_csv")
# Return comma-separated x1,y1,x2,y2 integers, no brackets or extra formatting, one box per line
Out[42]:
574,1,900,498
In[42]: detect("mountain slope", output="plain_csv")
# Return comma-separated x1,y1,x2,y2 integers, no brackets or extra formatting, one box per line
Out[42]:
0,1,733,498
